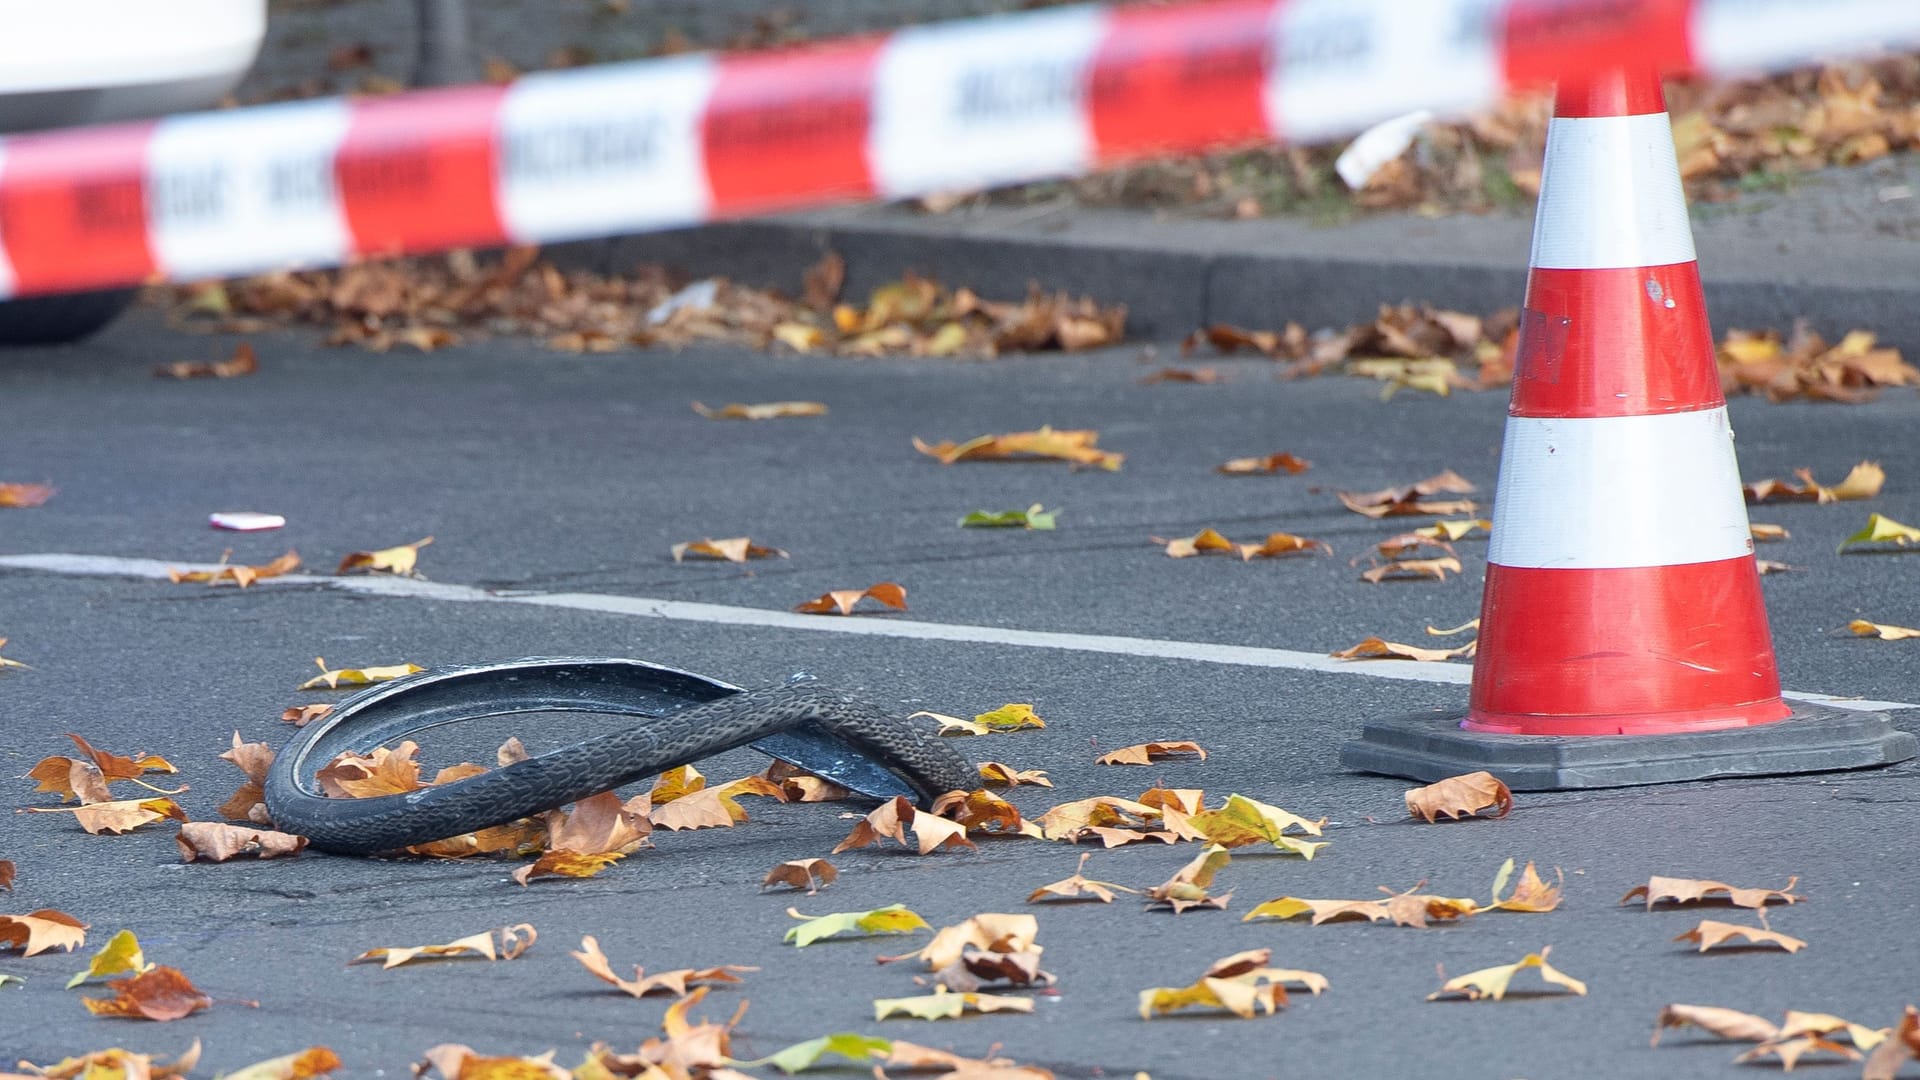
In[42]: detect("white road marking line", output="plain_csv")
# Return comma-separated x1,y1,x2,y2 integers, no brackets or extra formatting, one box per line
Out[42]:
4,551,1912,711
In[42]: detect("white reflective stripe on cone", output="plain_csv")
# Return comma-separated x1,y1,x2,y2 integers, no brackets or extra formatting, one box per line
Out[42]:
147,100,353,281
1266,0,1499,144
1693,0,1920,77
1529,113,1694,271
869,6,1102,198
1487,408,1754,570
0,143,13,300
498,56,715,245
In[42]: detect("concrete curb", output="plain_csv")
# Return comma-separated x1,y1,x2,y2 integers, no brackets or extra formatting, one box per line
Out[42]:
551,164,1920,350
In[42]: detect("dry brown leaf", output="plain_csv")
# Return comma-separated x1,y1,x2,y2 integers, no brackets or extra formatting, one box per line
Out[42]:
1146,845,1232,914
1237,532,1331,560
1139,947,1326,1019
1139,366,1228,384
1622,876,1803,910
1745,462,1886,504
1652,1003,1781,1045
1096,741,1208,766
571,935,754,998
545,790,653,855
975,761,1052,788
0,482,55,507
650,776,785,831
1779,1010,1889,1048
834,796,975,855
692,400,827,420
155,341,258,379
1360,556,1465,583
794,582,908,616
0,860,12,892
299,657,425,690
26,757,112,804
0,909,87,955
176,823,308,863
1735,1036,1862,1069
763,858,837,894
1488,860,1563,913
1217,452,1311,475
81,966,212,1021
62,733,176,781
316,741,423,798
1332,636,1473,663
1406,771,1513,823
1154,527,1236,558
217,731,276,824
166,549,301,589
25,797,189,835
1033,795,1161,841
877,912,1039,973
762,760,853,802
1243,890,1479,928
671,537,787,563
417,1045,571,1080
1338,470,1478,518
1850,619,1920,641
1028,853,1137,904
1428,946,1587,1001
913,427,1123,471
281,703,334,726
512,850,625,884
801,251,844,311
350,924,533,969
1674,919,1808,953
1750,523,1791,542
1863,1006,1919,1080
335,536,432,576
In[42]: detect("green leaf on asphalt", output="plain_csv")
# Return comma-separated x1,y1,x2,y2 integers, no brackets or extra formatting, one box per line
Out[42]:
972,704,1046,731
1838,513,1920,552
1186,794,1329,858
65,928,151,989
959,504,1057,530
746,1033,893,1073
784,904,931,948
1490,857,1516,904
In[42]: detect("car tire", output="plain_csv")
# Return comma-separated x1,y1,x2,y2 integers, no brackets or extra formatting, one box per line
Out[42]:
0,289,138,345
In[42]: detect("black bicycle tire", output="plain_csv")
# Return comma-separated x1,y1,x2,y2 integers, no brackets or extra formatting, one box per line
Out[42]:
264,670,974,855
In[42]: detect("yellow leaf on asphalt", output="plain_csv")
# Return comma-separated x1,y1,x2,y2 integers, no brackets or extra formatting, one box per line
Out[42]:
692,400,828,420
977,761,1052,787
650,764,705,803
913,427,1122,470
315,741,423,798
1186,794,1326,856
1416,518,1491,541
1154,527,1234,558
794,582,908,616
0,482,55,507
1850,619,1920,640
1488,859,1564,913
1146,845,1233,913
167,549,301,589
1028,853,1137,903
1428,947,1587,1001
1621,876,1802,910
511,850,625,885
1237,533,1331,560
1651,1003,1781,1045
570,935,753,998
929,789,1044,837
1745,461,1885,504
0,909,88,956
784,904,931,947
1674,919,1807,953
771,321,826,353
1839,513,1920,552
1332,637,1472,663
299,657,425,690
219,1047,343,1080
1033,795,1163,842
1139,948,1325,1019
0,637,25,672
1097,741,1207,766
972,704,1046,732
873,988,1034,1021
417,1045,571,1080
65,929,153,988
1406,771,1513,823
650,776,785,830
1217,452,1311,475
1361,556,1465,583
671,537,787,563
336,536,432,576
350,925,534,969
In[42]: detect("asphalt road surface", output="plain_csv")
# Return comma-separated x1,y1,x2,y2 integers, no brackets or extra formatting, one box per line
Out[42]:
2,309,1917,1077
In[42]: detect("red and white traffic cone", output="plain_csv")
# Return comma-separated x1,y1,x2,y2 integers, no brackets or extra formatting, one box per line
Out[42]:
1342,67,1915,788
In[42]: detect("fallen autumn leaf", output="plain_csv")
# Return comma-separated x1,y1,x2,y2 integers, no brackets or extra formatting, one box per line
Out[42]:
335,536,432,576
1406,771,1513,823
692,400,827,420
795,582,908,616
671,537,787,563
1428,947,1586,1001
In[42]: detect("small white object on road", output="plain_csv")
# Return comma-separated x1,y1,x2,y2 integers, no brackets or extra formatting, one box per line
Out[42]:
209,511,285,531
1335,109,1433,190
646,278,719,325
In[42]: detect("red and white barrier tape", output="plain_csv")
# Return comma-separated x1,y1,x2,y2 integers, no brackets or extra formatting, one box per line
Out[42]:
2,0,1917,299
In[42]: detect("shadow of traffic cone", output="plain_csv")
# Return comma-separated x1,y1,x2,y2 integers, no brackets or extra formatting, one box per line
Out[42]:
1340,67,1915,789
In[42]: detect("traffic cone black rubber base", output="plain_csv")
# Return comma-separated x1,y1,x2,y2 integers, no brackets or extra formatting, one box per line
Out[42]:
1340,703,1916,791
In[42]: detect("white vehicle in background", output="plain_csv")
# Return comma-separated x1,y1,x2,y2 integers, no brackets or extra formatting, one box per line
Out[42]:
0,0,267,343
